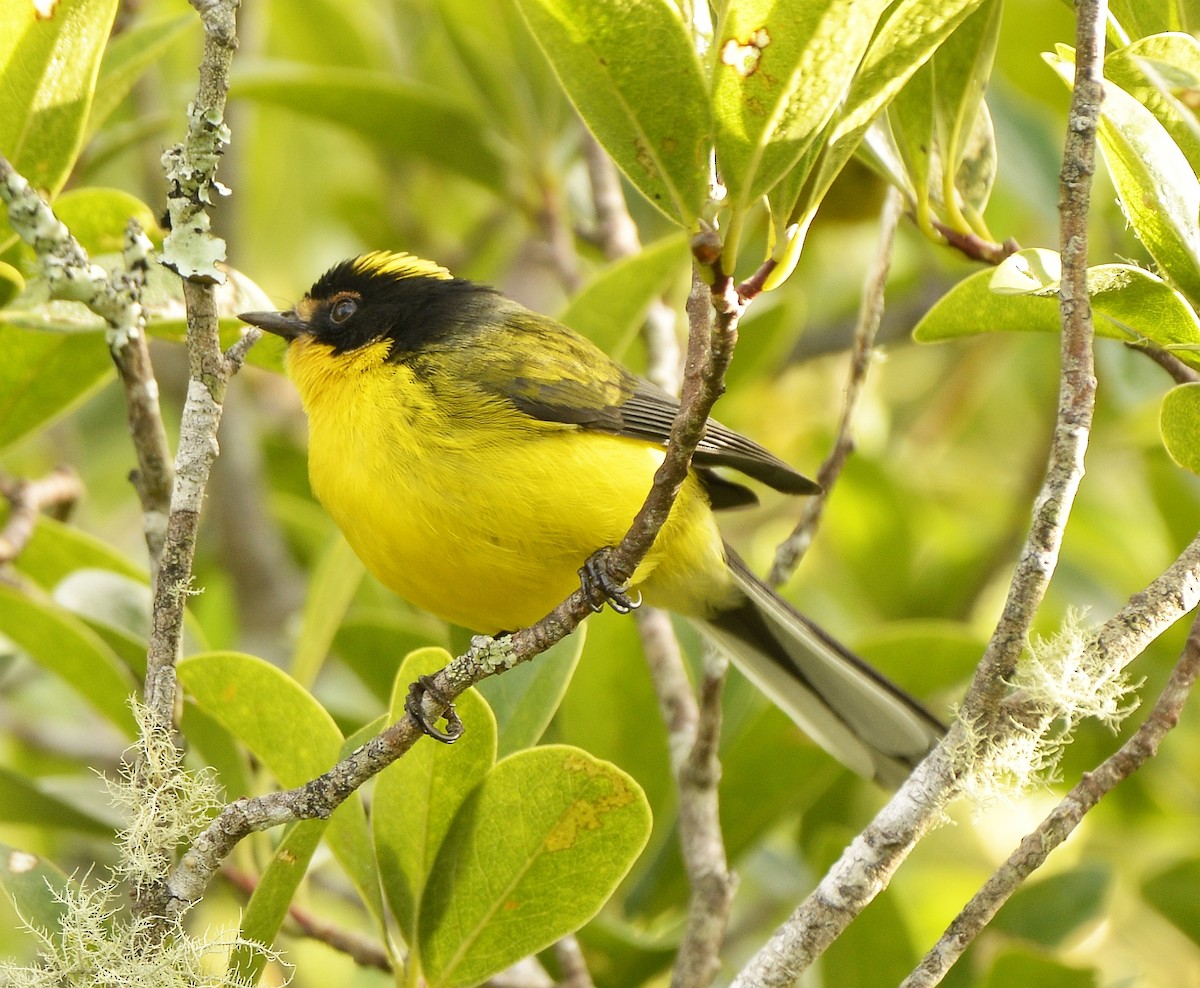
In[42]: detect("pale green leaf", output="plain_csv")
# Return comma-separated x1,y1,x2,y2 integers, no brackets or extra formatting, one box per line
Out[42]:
0,323,112,452
515,0,711,223
713,0,889,211
914,251,1200,369
10,513,145,589
883,0,999,230
0,844,73,939
0,768,113,835
87,15,193,139
1049,47,1200,301
374,649,496,945
51,187,161,256
0,585,138,736
419,745,651,988
771,0,986,245
0,0,119,245
177,652,381,917
1105,32,1200,178
229,819,330,984
1110,0,1198,39
289,533,365,689
475,623,586,758
1161,383,1200,474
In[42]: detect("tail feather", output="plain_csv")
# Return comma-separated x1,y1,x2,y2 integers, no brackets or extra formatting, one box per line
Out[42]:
696,546,945,787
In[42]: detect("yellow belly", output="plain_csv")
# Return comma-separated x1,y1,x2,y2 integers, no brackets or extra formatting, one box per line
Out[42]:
293,345,732,632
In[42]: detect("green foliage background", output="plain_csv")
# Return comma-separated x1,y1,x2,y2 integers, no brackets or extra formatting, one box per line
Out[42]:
3,0,1200,985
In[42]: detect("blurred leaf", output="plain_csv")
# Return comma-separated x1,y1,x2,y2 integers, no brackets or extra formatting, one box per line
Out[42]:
0,323,112,452
771,0,987,247
50,187,161,256
0,585,138,737
87,14,193,139
886,0,999,230
558,233,688,361
229,818,330,984
233,63,508,196
1161,383,1200,474
555,611,674,859
333,609,449,703
433,0,569,148
857,619,984,696
0,844,73,939
232,715,388,985
914,251,1200,368
1143,856,1200,948
11,514,145,588
290,533,365,689
0,0,119,246
515,0,710,223
1110,0,1198,38
0,261,23,308
1050,47,1200,302
375,649,496,944
993,865,1111,946
0,768,112,835
822,890,916,986
980,950,1097,988
177,651,381,919
1106,32,1200,178
419,745,651,988
475,624,586,758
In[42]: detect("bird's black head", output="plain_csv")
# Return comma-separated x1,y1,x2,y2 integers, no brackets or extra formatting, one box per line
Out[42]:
240,251,498,359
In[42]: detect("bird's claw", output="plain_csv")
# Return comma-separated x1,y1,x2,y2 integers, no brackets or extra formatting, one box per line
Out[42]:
405,674,464,744
579,549,642,615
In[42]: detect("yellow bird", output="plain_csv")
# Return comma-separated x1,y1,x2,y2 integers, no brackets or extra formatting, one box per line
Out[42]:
241,251,942,785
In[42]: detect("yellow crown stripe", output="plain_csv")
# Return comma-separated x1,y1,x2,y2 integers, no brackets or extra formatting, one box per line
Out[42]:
351,251,452,281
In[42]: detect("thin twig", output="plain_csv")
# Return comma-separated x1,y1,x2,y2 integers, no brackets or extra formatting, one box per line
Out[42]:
221,866,391,972
930,218,1019,265
957,0,1106,735
1127,341,1200,385
902,607,1200,988
137,0,243,932
730,3,1110,983
586,131,735,986
0,158,173,573
768,187,904,588
0,468,83,566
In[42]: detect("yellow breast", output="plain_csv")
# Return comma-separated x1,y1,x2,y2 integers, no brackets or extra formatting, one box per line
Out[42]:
286,337,731,632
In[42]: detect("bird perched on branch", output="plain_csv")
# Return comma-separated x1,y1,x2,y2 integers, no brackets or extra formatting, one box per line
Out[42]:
241,250,943,785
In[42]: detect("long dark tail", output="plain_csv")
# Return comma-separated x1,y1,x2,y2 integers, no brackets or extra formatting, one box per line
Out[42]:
695,546,945,787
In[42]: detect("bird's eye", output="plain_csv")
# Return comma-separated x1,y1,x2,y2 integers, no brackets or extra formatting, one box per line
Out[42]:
330,297,358,323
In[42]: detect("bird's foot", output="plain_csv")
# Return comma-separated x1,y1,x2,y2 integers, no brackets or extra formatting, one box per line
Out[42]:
404,674,464,744
578,548,642,615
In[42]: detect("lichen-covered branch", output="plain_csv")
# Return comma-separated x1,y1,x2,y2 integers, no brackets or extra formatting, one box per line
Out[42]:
730,3,1110,983
958,0,1105,724
903,596,1200,988
0,155,174,570
142,0,240,731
